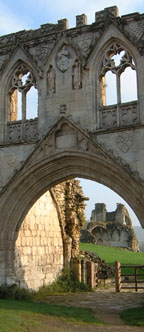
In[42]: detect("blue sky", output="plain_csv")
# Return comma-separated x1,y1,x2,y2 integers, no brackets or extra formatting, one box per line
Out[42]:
0,0,143,226
0,0,144,35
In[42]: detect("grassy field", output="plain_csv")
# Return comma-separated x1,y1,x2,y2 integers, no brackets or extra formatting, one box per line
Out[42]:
0,299,104,332
120,307,144,326
79,242,144,277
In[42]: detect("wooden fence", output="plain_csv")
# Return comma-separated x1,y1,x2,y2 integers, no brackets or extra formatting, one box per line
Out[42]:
72,258,98,288
115,261,144,292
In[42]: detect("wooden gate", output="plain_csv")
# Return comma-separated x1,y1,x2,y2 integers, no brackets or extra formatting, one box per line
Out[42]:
115,261,144,292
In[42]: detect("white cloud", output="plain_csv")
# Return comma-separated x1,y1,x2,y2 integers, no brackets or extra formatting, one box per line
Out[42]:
0,3,32,36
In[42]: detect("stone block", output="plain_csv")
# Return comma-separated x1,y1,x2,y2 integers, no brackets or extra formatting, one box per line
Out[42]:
21,237,26,246
76,14,87,27
58,19,69,30
32,246,38,255
95,6,119,22
27,247,31,255
32,231,37,237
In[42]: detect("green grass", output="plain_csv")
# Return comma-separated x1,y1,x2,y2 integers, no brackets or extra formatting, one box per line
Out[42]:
0,299,105,331
120,306,144,326
80,243,144,277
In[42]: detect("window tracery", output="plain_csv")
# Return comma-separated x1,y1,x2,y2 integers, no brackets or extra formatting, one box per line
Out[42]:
99,42,138,129
8,63,37,121
100,42,136,106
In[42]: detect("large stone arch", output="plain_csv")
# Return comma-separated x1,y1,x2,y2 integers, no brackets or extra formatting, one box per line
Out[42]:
1,6,144,287
1,117,144,241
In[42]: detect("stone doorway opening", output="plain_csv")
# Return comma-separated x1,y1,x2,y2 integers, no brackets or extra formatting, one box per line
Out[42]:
8,177,142,291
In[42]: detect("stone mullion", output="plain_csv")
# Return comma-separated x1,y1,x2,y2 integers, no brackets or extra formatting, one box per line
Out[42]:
22,91,26,140
116,73,121,127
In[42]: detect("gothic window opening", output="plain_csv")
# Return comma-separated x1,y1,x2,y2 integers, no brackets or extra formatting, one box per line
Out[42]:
111,50,125,66
8,63,37,122
17,90,22,120
26,86,38,119
104,71,117,105
121,67,137,103
100,43,137,106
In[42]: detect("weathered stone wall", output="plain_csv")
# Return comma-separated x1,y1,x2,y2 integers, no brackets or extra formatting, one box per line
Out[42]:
1,5,144,287
4,179,87,290
81,203,139,251
14,191,63,289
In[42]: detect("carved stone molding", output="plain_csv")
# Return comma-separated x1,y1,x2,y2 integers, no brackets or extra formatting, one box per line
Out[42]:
7,122,21,143
35,43,53,63
25,117,91,168
59,104,67,115
56,45,69,72
47,65,56,95
8,63,37,94
72,59,82,90
6,119,38,143
124,21,144,43
0,54,9,70
100,108,117,129
116,132,133,153
120,104,139,126
24,120,39,141
73,33,93,57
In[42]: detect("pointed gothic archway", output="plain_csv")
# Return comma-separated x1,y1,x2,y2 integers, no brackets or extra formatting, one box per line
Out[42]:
0,117,144,286
1,117,144,238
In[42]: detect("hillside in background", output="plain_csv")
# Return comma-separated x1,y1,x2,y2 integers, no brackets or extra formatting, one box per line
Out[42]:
79,243,144,267
134,226,144,242
134,226,144,252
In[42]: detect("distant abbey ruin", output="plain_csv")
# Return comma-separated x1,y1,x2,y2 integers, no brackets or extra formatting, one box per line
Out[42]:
81,203,139,251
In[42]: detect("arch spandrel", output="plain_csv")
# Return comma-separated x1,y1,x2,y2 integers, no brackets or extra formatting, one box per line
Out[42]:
1,7,144,287
88,24,141,71
0,116,144,243
0,46,40,84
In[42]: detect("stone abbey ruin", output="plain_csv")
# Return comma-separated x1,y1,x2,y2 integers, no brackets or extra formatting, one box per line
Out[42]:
81,203,139,251
15,179,87,289
1,5,144,289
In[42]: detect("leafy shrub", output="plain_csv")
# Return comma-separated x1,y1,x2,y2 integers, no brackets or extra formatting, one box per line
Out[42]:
34,267,91,300
0,284,33,300
0,267,91,301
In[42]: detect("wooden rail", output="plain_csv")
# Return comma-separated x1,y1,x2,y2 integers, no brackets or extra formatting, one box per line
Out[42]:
115,261,144,292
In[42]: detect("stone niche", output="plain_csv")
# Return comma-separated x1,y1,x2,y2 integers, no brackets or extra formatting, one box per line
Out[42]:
13,179,87,290
81,203,139,251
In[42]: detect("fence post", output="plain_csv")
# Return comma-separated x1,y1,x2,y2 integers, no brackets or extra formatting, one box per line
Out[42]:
95,263,98,287
135,267,138,292
81,260,86,283
87,261,95,288
115,261,121,292
71,258,81,282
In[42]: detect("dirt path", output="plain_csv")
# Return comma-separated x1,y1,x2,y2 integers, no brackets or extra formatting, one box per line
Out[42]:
45,288,144,331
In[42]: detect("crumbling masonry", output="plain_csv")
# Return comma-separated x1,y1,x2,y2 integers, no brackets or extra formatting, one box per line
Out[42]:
14,179,87,289
81,203,139,251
